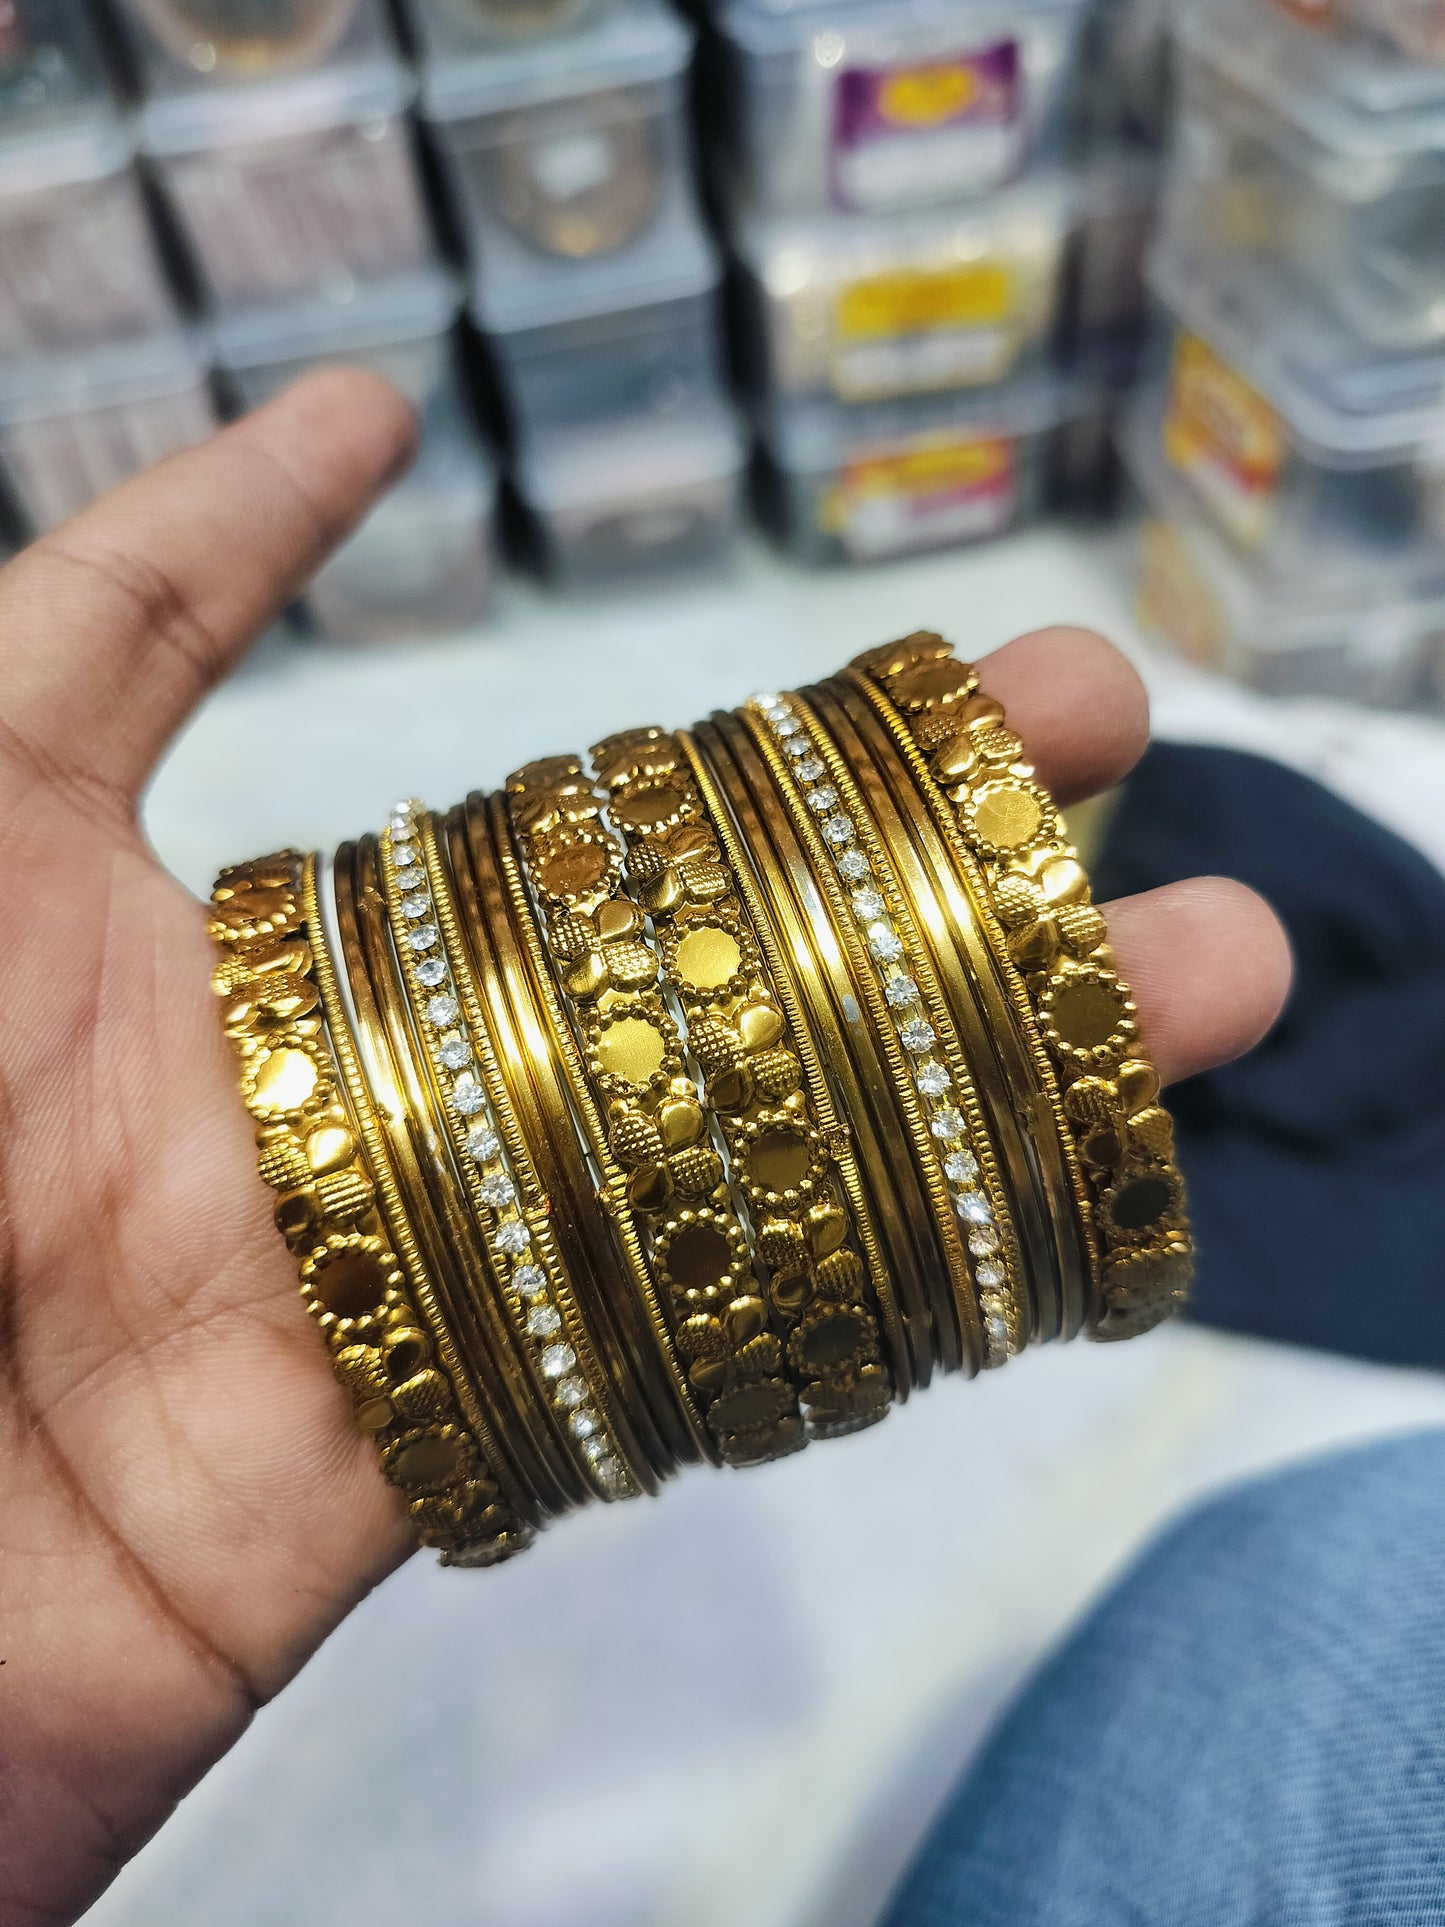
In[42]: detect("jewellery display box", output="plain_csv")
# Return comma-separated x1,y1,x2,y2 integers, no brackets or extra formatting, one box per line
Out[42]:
304,419,499,642
421,0,697,282
515,399,746,584
0,328,218,532
1135,251,1445,586
473,213,726,433
733,171,1073,406
141,56,432,308
1163,0,1445,353
710,0,1086,217
0,0,178,354
759,373,1080,564
111,0,399,96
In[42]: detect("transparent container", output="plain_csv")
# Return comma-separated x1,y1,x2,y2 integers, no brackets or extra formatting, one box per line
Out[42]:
422,0,696,283
761,374,1075,563
1267,0,1445,67
0,0,111,128
216,263,464,424
0,329,218,533
1163,0,1445,351
407,0,616,61
304,420,498,642
1075,0,1173,146
1068,144,1158,354
714,0,1086,216
142,60,432,308
1138,257,1445,587
735,171,1072,405
1132,503,1445,708
474,217,726,432
113,0,398,95
0,115,180,354
517,402,745,585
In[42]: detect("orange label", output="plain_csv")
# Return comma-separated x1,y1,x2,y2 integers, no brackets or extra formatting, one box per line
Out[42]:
824,432,1018,559
1162,332,1285,549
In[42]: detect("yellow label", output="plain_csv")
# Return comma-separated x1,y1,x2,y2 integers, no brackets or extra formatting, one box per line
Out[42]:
842,435,1012,503
1162,332,1285,548
835,261,1015,342
877,64,980,129
1136,520,1226,669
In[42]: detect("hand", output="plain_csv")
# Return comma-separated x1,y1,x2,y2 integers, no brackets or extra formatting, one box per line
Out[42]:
0,372,1292,1927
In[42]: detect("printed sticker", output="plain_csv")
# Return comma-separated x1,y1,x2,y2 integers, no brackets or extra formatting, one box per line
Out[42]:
830,261,1018,401
832,39,1024,211
1162,332,1285,550
824,433,1019,560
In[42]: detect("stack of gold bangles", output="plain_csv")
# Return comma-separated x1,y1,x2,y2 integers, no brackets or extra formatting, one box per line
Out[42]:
209,636,1194,1567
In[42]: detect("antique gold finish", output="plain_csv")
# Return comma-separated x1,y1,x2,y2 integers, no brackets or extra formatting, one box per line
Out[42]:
209,639,1193,1563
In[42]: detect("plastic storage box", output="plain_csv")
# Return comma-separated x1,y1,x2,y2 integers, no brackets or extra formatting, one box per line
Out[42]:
474,216,725,433
304,421,498,642
1135,256,1445,587
761,374,1078,563
407,0,614,59
216,263,465,425
112,0,399,95
0,1,180,353
1162,0,1445,352
713,0,1086,215
142,60,432,308
516,401,745,585
1075,0,1173,146
0,329,218,532
1268,0,1445,65
735,172,1072,405
422,0,697,288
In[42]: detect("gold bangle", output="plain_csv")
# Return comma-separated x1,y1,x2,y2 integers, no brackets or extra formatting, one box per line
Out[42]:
847,636,1193,1339
592,726,895,1441
207,849,534,1566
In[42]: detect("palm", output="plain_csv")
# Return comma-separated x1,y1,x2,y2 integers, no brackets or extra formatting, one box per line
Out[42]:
0,374,1289,1927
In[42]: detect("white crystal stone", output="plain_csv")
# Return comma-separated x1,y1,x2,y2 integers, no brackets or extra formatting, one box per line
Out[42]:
582,1434,607,1464
513,1263,548,1298
885,974,919,1008
406,924,438,952
900,1018,936,1053
395,865,425,892
541,1342,577,1379
807,786,839,813
426,993,459,1028
944,1149,981,1185
917,1064,951,1097
775,716,801,738
595,1458,625,1494
416,957,447,988
755,693,782,711
439,1036,471,1071
957,1191,994,1225
970,1226,1000,1256
527,1302,562,1339
986,1312,1010,1355
851,888,886,921
480,1172,516,1209
401,892,431,920
867,923,903,962
930,1108,964,1141
822,814,855,846
838,849,870,882
795,757,824,783
452,1074,485,1115
495,1220,530,1256
467,1125,501,1162
555,1376,587,1409
570,1408,599,1440
976,1262,1006,1290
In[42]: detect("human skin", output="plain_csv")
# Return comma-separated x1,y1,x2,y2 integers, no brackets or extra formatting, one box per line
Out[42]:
0,370,1293,1927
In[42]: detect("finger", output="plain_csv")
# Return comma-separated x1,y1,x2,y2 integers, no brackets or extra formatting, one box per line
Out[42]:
1106,877,1293,1087
0,369,417,818
976,626,1150,807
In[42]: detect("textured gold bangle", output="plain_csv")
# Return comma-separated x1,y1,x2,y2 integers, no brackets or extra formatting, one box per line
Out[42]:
592,726,895,1441
504,749,810,1467
381,801,640,1504
848,635,1194,1338
746,693,1028,1370
207,850,533,1566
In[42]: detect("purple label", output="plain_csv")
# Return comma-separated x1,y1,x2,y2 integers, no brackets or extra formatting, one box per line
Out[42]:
833,39,1021,151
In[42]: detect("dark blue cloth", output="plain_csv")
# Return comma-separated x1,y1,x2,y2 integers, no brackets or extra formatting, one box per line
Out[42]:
1094,744,1445,1368
882,1431,1445,1927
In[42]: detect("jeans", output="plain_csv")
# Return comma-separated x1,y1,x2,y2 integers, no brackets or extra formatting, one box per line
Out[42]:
883,1431,1445,1927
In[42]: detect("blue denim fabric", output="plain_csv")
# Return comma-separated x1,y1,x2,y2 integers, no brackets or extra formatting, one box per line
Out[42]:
883,1431,1445,1927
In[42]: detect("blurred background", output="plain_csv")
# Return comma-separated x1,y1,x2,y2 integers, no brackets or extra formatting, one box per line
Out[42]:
7,0,1439,1919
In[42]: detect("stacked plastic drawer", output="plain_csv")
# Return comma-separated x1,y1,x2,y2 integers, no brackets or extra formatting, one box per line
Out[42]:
1126,0,1445,708
701,0,1093,564
0,0,209,536
111,0,497,642
412,0,743,587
